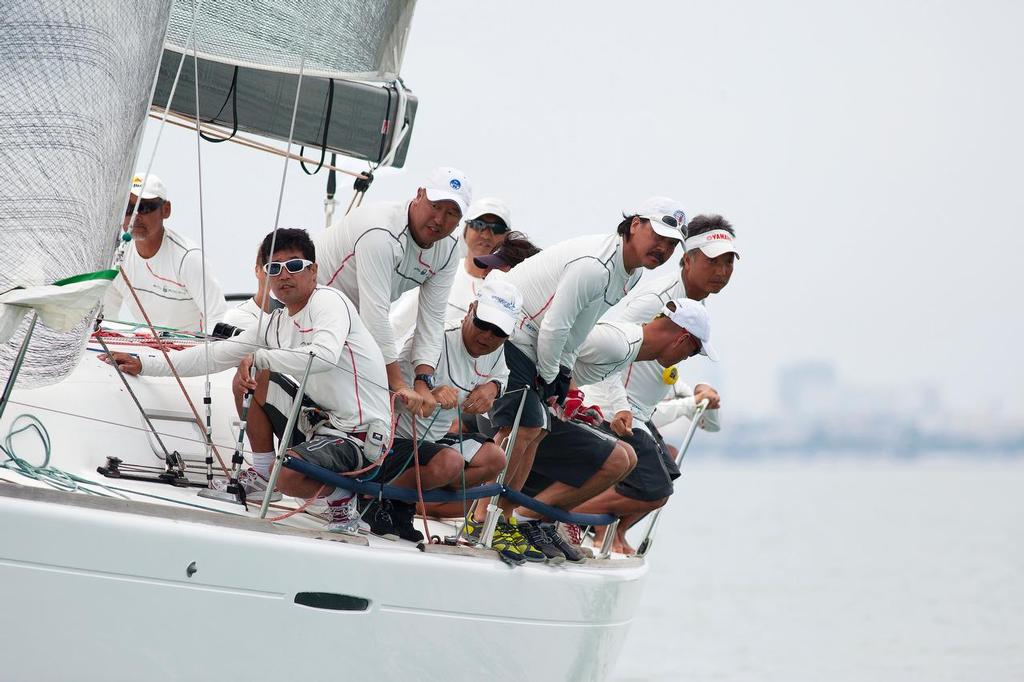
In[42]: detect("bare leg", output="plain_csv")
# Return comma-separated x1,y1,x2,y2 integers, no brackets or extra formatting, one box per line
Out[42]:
389,449,464,490
421,443,506,519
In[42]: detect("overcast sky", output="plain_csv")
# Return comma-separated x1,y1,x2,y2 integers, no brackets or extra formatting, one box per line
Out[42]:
143,1,1024,417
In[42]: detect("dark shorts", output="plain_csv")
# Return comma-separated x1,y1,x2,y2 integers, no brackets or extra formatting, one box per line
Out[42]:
605,423,675,502
264,372,366,473
381,432,493,481
488,342,550,431
645,420,681,480
522,418,619,494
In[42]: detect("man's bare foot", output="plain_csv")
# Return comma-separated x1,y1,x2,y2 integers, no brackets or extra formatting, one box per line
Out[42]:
614,530,635,556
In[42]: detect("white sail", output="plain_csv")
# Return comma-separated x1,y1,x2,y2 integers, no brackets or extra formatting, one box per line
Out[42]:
0,0,173,387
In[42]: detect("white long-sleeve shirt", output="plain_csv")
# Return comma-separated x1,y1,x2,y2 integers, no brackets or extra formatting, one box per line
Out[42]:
395,321,509,443
105,227,227,332
315,200,459,367
389,259,482,335
138,286,391,435
597,272,698,422
573,320,643,416
222,297,262,330
501,234,640,382
650,383,721,432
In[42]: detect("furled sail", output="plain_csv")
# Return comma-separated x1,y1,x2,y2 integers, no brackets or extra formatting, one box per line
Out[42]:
0,1,172,387
154,0,419,168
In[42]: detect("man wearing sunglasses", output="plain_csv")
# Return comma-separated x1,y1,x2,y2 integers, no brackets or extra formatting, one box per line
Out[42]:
485,195,687,536
516,298,716,561
383,279,530,553
388,196,512,332
576,214,738,552
103,173,227,333
317,166,471,422
101,229,393,534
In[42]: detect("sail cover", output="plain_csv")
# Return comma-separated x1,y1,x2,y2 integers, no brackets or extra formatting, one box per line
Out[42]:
154,0,419,167
0,1,172,387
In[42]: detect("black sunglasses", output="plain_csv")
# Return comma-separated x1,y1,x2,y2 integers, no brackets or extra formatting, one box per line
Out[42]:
125,199,164,216
650,214,681,228
465,218,509,234
471,316,509,338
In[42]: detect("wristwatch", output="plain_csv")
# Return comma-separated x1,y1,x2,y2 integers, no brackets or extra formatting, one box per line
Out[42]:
414,373,435,390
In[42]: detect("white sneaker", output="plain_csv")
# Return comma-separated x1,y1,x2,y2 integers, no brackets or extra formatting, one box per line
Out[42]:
325,494,360,535
211,467,282,502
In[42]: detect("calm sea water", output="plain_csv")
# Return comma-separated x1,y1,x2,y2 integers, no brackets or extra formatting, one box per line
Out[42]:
610,458,1024,682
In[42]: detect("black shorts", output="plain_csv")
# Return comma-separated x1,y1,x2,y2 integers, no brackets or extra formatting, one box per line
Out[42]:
606,423,675,502
646,420,681,480
264,372,366,473
488,342,550,431
522,418,618,494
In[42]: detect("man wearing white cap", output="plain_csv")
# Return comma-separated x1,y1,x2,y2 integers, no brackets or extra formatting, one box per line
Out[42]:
516,298,716,561
104,172,228,332
382,279,538,558
577,214,737,552
388,196,513,333
486,196,687,533
316,166,471,420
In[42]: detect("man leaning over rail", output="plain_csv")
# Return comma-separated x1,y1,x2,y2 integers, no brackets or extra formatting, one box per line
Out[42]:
518,298,716,560
103,173,227,333
579,214,738,552
485,196,688,553
100,228,393,533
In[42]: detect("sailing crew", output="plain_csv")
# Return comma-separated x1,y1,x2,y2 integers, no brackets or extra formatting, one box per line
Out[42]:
315,166,470,422
389,197,514,330
577,214,737,552
485,196,687,555
390,279,528,555
517,298,715,557
99,229,397,533
103,173,228,333
221,243,278,330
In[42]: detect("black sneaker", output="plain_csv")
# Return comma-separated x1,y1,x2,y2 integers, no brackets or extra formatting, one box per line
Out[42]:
517,520,566,565
542,522,586,563
365,499,399,541
390,500,425,543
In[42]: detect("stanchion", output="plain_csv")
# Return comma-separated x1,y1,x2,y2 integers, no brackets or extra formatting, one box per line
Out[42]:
635,399,708,557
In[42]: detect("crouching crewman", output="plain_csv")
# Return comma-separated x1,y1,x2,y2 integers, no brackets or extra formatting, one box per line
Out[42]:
388,279,525,553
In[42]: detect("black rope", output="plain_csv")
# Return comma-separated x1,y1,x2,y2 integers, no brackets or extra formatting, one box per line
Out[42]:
199,65,239,143
300,78,335,175
375,81,394,165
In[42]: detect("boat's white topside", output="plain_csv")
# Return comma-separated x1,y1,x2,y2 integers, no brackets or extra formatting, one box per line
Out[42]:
0,333,648,681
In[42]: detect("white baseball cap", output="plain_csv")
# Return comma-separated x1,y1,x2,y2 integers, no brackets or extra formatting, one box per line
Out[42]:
465,197,512,231
130,172,167,200
661,298,718,361
684,229,739,259
626,196,687,241
423,166,472,216
474,277,523,337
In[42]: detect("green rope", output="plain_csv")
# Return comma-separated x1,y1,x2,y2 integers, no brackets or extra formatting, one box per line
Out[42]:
0,414,128,499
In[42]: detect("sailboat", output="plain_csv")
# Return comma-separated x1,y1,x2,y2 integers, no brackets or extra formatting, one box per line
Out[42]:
0,2,650,680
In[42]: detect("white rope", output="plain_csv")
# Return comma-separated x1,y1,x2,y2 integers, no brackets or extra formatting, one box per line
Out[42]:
255,24,311,328
111,10,195,271
189,0,216,486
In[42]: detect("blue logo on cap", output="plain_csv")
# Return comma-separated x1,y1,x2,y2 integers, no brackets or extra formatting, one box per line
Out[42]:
449,178,461,190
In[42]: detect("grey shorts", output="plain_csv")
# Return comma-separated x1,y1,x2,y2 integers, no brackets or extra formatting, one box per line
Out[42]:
264,372,366,473
488,342,550,431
